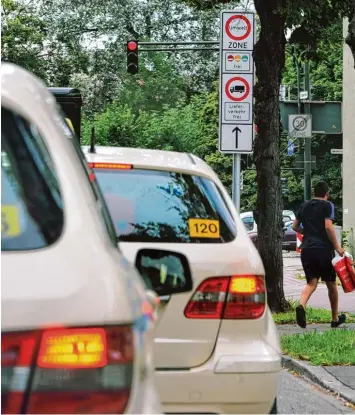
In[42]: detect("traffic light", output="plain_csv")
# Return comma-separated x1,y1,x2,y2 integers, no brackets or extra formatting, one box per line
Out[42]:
126,40,138,75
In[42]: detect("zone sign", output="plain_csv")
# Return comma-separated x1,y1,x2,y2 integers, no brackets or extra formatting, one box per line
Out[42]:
222,12,255,51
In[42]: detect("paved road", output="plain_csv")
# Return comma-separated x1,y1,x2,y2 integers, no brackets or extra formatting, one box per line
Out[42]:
278,370,355,414
283,254,355,313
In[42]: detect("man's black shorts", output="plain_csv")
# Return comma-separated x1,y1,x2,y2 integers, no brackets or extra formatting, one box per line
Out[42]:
301,248,336,283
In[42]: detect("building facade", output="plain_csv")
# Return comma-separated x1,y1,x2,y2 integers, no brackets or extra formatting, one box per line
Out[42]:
343,19,355,254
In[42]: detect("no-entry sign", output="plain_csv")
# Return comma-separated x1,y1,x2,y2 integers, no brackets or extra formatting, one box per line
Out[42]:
225,76,251,102
219,11,255,155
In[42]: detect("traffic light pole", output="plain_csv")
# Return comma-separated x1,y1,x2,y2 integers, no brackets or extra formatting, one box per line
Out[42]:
303,61,312,201
289,47,312,201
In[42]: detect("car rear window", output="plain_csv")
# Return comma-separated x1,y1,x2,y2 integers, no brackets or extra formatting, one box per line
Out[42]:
1,107,64,251
93,168,237,243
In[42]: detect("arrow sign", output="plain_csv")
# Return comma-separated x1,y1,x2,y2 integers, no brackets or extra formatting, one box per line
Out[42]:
232,126,241,148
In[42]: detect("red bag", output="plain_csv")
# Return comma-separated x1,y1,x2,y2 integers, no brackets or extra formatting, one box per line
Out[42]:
332,253,355,293
345,252,355,284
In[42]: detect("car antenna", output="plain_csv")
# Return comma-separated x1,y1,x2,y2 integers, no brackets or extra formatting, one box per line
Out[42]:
89,125,96,153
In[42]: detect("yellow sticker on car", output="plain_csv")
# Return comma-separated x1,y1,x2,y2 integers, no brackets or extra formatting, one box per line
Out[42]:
1,205,21,237
188,219,220,238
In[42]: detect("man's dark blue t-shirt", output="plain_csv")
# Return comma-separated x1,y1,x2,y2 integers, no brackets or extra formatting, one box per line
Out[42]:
296,199,334,250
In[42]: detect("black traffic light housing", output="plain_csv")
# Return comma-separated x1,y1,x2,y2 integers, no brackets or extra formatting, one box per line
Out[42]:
48,87,83,142
127,40,139,75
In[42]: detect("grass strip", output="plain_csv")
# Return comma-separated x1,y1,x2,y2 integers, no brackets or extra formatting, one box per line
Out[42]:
281,329,355,366
273,300,355,324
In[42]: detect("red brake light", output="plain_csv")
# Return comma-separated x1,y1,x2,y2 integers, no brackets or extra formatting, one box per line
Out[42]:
1,326,134,414
184,277,229,319
184,275,265,320
37,328,107,369
88,162,133,170
1,331,39,414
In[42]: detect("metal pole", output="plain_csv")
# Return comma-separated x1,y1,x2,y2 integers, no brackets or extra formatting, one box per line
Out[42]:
232,154,241,212
138,41,219,46
296,62,301,115
139,47,219,52
303,61,312,201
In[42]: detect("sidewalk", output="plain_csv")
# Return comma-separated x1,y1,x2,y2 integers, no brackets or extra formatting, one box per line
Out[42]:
279,324,355,405
283,252,355,313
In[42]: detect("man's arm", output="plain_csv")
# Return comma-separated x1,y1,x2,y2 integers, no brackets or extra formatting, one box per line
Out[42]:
324,202,344,255
325,219,344,256
292,219,303,234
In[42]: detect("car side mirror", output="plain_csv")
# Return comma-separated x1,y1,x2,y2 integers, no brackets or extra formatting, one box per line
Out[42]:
135,249,193,296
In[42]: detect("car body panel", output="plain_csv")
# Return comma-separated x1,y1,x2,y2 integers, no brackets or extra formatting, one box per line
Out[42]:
83,145,280,412
1,63,162,414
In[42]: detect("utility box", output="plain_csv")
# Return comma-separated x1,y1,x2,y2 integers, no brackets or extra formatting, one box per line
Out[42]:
48,87,83,142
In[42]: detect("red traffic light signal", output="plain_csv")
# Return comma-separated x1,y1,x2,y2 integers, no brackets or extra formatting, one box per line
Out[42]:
127,41,138,51
127,40,139,75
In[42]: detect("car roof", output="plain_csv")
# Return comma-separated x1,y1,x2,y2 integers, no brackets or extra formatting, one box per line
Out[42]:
82,145,217,179
1,63,58,119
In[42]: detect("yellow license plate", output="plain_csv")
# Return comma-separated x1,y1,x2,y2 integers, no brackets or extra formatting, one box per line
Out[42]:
1,205,21,237
188,218,220,238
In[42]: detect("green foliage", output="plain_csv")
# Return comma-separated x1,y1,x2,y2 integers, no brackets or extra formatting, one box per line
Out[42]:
3,0,349,222
281,329,355,366
1,0,47,77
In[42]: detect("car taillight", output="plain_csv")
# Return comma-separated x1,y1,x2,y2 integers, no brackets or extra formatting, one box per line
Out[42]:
2,331,39,414
1,326,134,414
184,275,265,320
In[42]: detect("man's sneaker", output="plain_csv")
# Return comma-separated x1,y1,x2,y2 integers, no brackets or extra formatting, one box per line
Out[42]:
296,305,307,328
331,313,346,328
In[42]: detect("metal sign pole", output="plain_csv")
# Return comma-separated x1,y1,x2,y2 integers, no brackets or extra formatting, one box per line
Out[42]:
232,153,241,212
303,61,312,201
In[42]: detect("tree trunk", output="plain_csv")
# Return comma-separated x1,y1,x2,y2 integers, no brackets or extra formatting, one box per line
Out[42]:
253,0,289,312
346,1,355,67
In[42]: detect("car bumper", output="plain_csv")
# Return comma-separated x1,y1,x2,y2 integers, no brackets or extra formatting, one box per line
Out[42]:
155,342,280,414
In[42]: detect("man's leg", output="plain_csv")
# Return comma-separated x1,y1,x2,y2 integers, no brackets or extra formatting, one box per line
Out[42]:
296,279,318,328
300,278,318,308
325,281,338,321
323,249,346,327
296,249,319,328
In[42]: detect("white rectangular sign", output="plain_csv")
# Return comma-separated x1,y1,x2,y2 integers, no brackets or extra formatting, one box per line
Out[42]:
288,114,312,138
300,91,308,100
330,148,343,155
224,102,250,122
223,51,252,72
219,11,255,154
220,124,254,153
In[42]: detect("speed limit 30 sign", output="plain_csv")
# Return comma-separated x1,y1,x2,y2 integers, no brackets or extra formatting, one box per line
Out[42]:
288,114,312,138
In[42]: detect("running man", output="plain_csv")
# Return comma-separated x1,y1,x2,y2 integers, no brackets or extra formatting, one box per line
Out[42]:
292,181,346,328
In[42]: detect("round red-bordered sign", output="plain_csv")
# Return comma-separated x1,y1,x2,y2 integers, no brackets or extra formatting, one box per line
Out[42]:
225,15,251,41
225,77,250,102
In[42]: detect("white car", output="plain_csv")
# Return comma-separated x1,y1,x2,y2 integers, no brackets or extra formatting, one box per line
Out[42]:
241,210,296,233
83,145,282,414
1,63,193,414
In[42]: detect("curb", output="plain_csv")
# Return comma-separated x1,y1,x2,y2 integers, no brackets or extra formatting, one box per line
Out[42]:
282,355,355,405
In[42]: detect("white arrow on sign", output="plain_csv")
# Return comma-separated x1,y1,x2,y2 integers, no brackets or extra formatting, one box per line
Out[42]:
219,124,253,153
